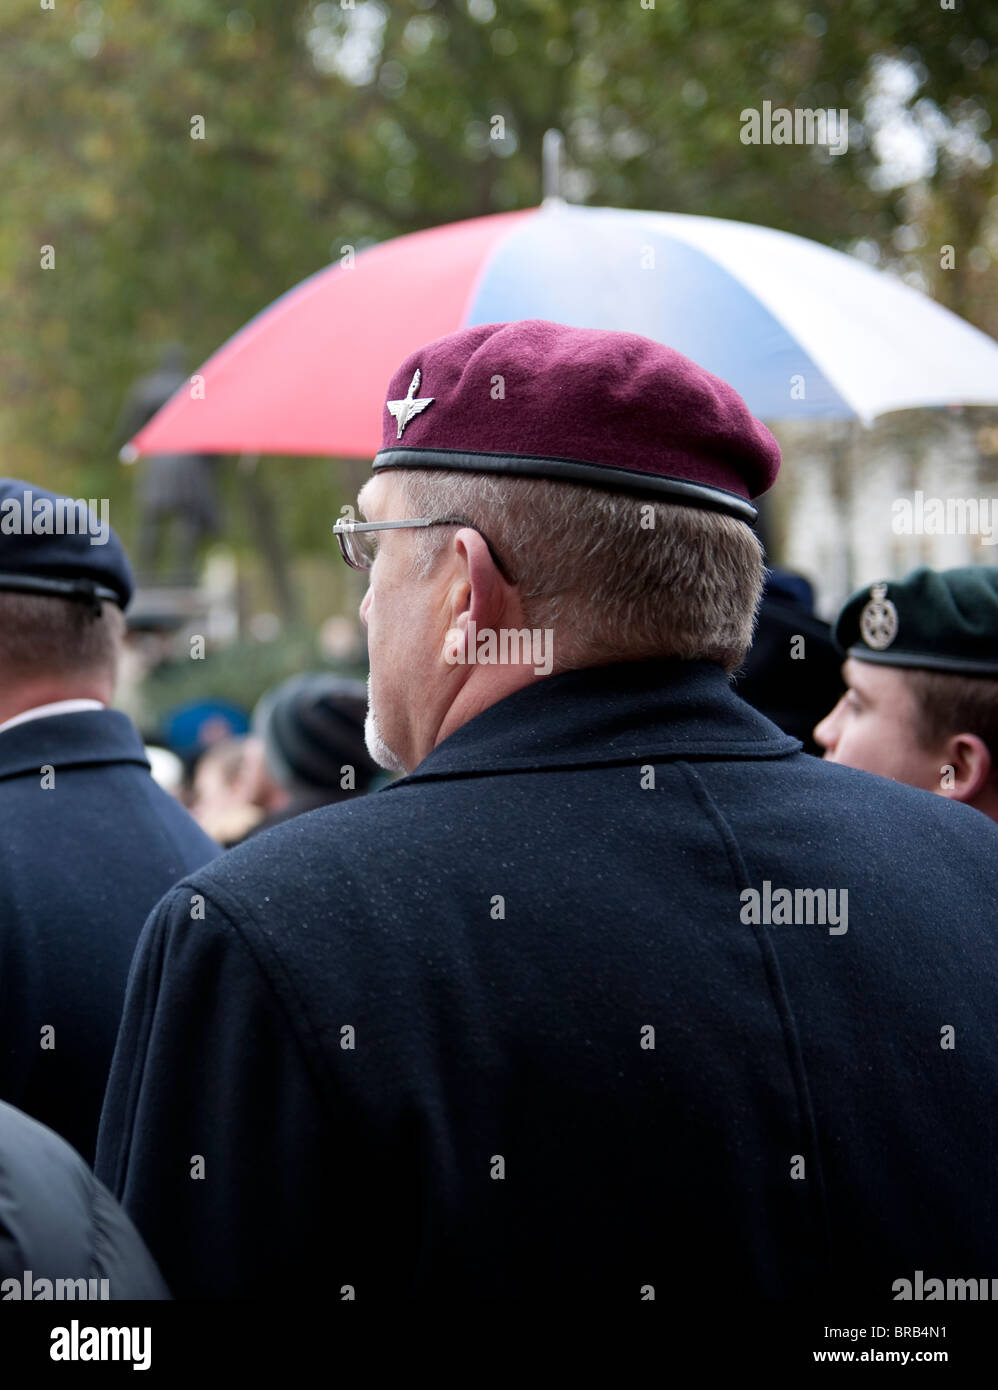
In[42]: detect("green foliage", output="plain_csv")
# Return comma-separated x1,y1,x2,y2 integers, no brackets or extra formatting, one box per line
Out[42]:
141,625,365,730
1,0,995,579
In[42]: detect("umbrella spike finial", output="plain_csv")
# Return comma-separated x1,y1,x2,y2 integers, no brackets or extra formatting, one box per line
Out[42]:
542,129,566,205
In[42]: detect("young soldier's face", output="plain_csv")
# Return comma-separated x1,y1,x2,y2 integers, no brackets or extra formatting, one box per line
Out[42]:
813,658,944,792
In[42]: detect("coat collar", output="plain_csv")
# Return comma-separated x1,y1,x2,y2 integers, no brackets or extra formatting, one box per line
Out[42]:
392,659,801,785
0,707,150,782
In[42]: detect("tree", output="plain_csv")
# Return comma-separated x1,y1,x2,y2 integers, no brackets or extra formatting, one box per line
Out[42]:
1,0,994,554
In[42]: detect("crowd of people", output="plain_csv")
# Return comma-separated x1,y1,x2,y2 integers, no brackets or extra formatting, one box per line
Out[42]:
1,318,996,1302
184,673,380,846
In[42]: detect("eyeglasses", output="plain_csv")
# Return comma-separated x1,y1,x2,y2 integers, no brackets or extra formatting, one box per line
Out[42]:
332,516,516,583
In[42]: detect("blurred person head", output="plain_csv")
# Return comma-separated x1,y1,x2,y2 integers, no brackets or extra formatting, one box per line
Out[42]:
0,479,133,724
253,673,379,815
814,566,998,822
732,568,845,754
189,736,275,844
161,699,251,769
339,320,779,776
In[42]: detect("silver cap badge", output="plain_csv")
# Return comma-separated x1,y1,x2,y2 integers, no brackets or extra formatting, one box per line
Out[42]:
859,582,899,650
387,368,434,440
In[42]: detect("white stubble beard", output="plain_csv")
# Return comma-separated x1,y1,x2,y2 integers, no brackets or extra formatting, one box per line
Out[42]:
364,673,408,774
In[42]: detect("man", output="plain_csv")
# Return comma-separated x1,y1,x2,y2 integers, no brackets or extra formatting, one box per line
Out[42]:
814,566,998,822
97,321,998,1301
0,479,219,1162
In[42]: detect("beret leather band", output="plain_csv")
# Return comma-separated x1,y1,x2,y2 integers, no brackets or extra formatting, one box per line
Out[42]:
0,479,135,609
846,646,998,677
0,571,123,612
372,446,759,522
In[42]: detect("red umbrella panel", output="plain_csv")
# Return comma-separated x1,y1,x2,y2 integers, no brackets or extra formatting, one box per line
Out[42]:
130,208,533,460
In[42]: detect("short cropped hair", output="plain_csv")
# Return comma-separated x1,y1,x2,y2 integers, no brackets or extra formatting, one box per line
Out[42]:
0,592,125,683
905,668,998,773
395,470,764,673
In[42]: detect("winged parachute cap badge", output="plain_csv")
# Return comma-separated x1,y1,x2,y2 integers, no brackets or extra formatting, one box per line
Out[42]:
859,582,899,651
387,368,434,440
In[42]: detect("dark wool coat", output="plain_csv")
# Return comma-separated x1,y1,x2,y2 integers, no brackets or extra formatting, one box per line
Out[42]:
0,709,219,1162
96,661,998,1301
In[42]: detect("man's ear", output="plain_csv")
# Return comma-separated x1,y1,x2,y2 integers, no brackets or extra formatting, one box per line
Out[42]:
451,528,507,628
440,528,507,668
937,732,993,804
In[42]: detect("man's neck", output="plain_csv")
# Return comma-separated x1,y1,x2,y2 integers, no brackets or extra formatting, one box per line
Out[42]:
0,682,111,728
432,665,542,760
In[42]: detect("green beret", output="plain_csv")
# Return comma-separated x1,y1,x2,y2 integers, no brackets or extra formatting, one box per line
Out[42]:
834,566,998,676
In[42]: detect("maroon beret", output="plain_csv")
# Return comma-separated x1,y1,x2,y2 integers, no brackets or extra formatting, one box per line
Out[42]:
374,319,779,522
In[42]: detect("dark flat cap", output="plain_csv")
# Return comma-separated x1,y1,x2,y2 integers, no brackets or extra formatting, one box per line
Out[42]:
0,478,133,610
255,673,378,792
374,320,780,522
835,566,998,676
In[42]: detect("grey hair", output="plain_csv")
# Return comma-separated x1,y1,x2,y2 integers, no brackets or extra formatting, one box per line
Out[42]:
392,469,764,673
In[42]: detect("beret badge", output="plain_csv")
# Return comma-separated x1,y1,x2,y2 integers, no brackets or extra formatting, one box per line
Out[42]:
387,368,434,440
859,583,899,651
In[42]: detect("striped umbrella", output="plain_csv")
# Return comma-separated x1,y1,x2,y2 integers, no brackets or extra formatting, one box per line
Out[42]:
127,200,998,460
